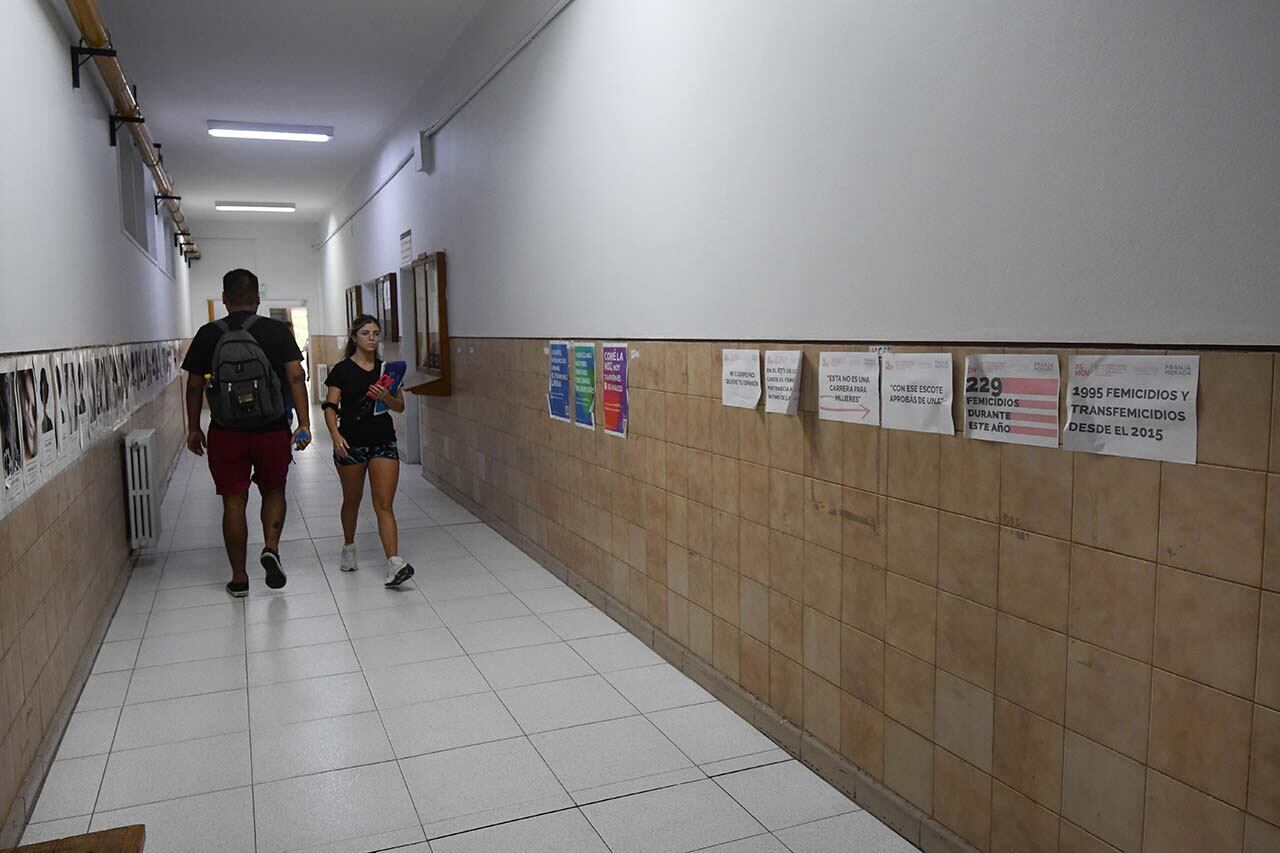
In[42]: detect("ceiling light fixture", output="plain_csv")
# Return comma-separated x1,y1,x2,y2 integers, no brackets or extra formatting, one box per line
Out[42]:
207,120,333,142
215,201,297,213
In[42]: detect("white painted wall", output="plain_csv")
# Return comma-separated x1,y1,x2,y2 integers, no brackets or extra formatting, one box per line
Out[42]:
0,0,190,352
185,219,322,333
320,0,1280,346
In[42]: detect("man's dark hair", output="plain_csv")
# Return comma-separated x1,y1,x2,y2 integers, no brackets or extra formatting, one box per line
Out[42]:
223,268,260,305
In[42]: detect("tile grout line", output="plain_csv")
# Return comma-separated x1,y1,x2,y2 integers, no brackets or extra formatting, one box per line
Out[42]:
81,466,178,829
458,521,779,837
42,447,864,848
241,490,258,853
310,448,433,848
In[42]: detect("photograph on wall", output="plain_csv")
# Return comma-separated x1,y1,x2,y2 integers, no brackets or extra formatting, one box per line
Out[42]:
90,350,104,436
109,348,122,426
17,357,42,488
116,347,129,419
55,351,69,446
130,346,139,403
76,351,87,420
52,354,68,470
76,350,89,449
37,354,60,469
0,358,24,507
57,351,79,458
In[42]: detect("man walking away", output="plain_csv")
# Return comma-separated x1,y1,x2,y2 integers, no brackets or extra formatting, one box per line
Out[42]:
182,268,312,597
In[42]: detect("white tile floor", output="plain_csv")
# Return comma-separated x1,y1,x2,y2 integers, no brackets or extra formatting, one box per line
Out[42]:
21,424,917,852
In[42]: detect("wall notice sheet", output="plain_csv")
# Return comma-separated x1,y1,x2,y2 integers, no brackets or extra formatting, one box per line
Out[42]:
572,342,596,430
818,352,880,425
548,340,571,422
764,350,803,415
722,349,761,409
963,354,1060,447
602,342,629,437
881,353,953,434
1063,354,1198,463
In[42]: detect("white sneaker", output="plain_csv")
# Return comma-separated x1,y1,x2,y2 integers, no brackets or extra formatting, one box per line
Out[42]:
385,556,415,588
340,543,358,572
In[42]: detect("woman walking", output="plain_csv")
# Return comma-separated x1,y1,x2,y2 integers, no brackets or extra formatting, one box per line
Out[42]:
323,315,415,587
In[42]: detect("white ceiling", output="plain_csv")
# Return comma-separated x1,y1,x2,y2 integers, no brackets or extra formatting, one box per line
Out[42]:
99,0,485,223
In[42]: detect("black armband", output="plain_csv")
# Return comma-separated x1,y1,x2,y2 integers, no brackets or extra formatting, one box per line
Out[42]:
321,401,339,413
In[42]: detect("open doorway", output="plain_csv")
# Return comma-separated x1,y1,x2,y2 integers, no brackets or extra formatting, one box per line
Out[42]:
206,299,313,395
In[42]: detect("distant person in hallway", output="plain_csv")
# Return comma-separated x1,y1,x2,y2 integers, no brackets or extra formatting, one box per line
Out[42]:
323,315,414,588
182,268,312,597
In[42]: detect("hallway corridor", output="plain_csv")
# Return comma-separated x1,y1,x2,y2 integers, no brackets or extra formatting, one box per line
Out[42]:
18,436,911,852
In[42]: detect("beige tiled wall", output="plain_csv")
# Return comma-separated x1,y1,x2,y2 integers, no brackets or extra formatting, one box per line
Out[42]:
422,339,1280,853
0,378,186,834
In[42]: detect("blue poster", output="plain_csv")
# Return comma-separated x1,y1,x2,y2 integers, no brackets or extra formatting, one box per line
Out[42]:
548,340,571,422
572,342,596,430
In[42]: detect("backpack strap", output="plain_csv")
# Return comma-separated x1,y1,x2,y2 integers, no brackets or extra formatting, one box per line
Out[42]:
240,314,260,331
214,319,230,333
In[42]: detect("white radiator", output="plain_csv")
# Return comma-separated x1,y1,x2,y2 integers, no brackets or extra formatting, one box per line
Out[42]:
315,362,329,402
125,429,162,549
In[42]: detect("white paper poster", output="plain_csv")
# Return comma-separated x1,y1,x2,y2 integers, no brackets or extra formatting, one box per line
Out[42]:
963,354,1060,447
400,229,413,266
818,352,881,425
1063,354,1199,464
764,351,803,415
881,353,954,434
722,349,762,409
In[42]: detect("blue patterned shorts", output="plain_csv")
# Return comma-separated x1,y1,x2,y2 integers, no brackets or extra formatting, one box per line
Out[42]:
334,442,399,466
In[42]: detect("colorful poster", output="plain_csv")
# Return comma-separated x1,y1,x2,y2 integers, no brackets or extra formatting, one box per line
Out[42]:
764,350,803,415
818,352,881,425
1063,354,1199,464
572,342,596,430
602,342,629,437
963,354,1060,447
722,349,762,409
880,353,954,434
548,340,571,422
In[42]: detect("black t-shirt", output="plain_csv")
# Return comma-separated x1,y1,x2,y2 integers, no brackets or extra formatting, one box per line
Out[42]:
182,311,302,431
325,358,397,447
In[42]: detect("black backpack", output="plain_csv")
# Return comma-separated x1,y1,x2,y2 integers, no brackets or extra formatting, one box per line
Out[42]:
207,315,285,429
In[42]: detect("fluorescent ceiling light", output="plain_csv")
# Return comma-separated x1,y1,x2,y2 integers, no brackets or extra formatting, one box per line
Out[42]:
215,201,296,213
207,120,333,142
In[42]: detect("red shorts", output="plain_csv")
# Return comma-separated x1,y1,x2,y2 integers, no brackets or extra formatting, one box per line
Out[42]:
207,426,292,495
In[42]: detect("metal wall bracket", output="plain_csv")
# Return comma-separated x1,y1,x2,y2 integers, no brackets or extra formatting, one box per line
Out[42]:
109,114,144,147
154,194,180,215
70,44,116,89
